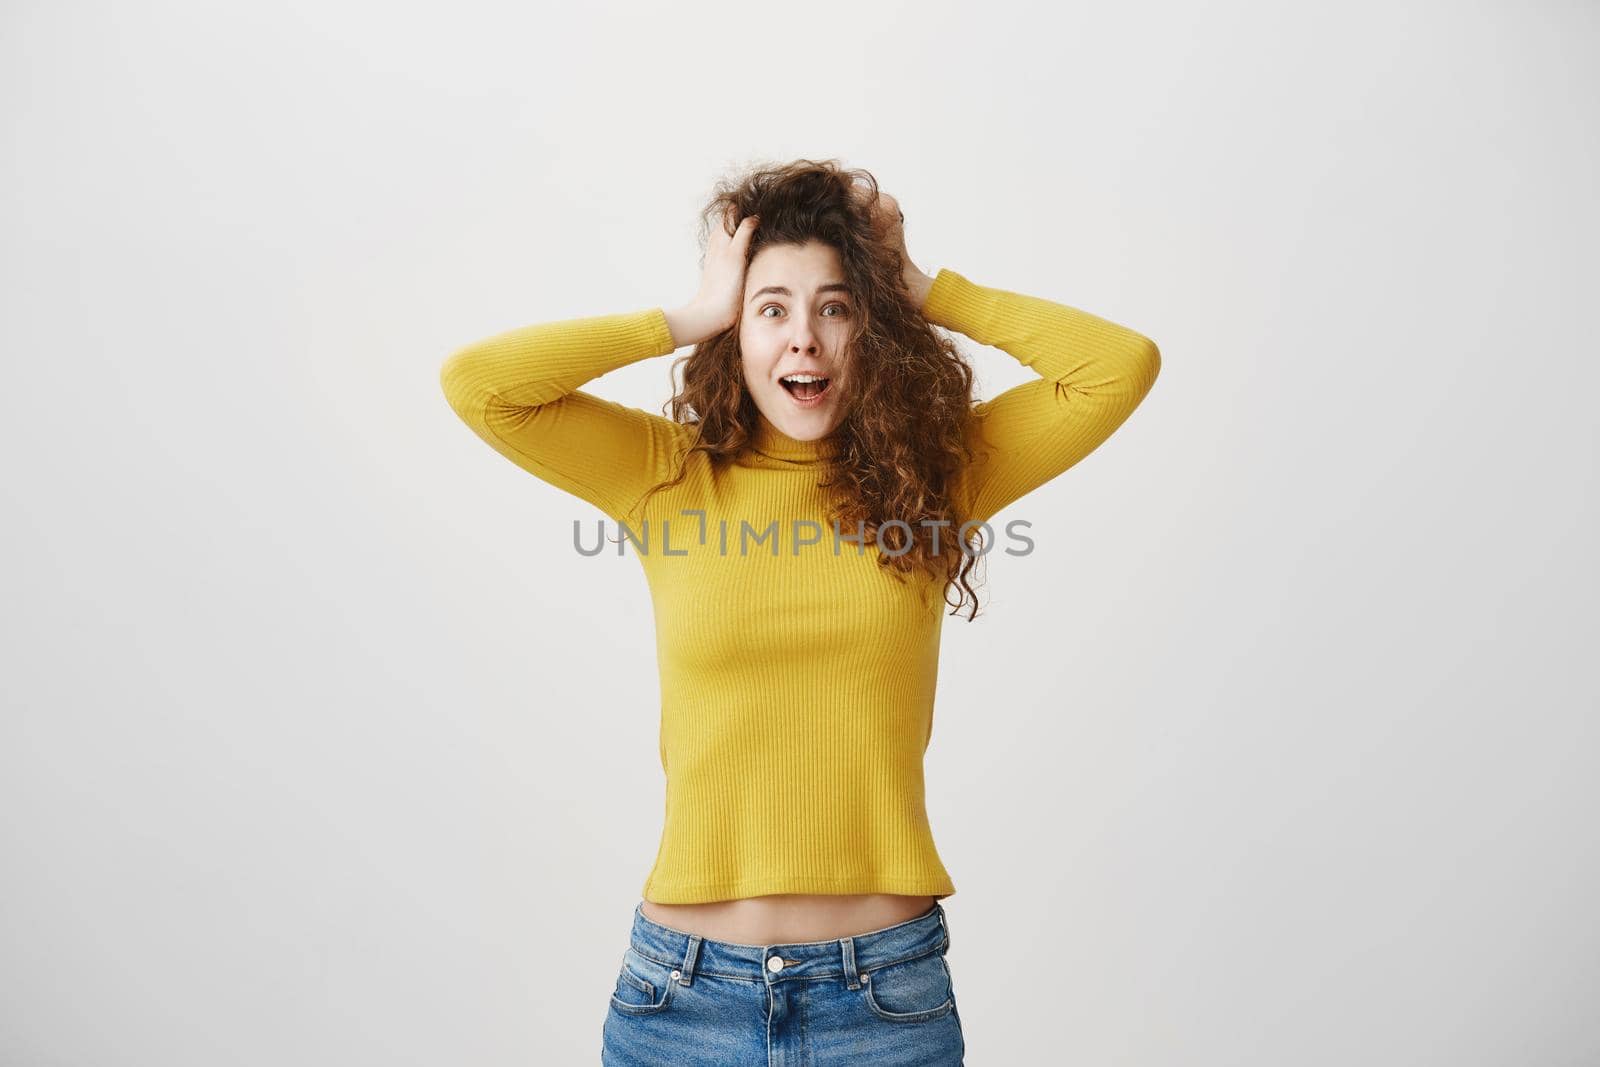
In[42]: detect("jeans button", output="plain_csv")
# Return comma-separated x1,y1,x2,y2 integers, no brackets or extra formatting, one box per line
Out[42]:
767,955,785,973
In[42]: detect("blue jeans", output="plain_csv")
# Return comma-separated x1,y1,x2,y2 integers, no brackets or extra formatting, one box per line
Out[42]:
601,900,965,1065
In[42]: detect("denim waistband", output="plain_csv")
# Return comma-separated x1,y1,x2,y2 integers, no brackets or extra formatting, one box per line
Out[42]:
626,901,950,991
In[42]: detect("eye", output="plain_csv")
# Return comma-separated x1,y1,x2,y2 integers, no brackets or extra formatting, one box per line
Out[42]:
759,302,851,318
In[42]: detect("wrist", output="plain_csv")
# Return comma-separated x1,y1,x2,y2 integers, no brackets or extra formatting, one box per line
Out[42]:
903,268,936,311
663,303,728,348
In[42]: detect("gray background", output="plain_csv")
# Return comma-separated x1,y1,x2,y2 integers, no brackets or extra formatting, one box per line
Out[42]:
4,1,1595,1064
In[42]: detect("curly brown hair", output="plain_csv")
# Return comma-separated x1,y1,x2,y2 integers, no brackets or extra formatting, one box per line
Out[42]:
640,158,992,620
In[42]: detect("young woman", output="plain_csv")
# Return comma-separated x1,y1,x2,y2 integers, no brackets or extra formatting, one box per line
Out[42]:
439,160,1161,1064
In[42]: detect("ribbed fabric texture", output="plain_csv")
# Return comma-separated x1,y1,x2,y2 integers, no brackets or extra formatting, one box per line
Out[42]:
440,268,1160,903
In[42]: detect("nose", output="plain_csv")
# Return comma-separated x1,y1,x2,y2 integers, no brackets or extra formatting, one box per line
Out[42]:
788,320,820,354
784,308,824,354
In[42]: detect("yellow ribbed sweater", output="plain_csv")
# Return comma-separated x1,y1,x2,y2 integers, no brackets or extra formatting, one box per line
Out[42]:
439,268,1160,903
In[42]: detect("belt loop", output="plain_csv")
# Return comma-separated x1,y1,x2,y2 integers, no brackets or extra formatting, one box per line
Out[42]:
678,934,702,987
937,902,950,952
841,935,863,990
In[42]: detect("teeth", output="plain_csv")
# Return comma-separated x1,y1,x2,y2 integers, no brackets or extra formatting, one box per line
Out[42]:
781,374,828,383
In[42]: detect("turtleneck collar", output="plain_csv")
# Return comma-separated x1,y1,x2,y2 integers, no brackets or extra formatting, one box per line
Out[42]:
752,410,835,463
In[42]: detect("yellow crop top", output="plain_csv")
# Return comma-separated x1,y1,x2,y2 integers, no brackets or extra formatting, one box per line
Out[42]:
439,268,1160,903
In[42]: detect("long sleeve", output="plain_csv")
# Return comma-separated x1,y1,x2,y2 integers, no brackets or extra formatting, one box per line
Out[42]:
922,268,1161,526
439,307,688,524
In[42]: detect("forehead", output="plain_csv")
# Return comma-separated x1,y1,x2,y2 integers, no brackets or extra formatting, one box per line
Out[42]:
744,240,844,288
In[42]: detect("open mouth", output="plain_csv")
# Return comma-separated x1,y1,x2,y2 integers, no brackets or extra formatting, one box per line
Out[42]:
780,374,833,405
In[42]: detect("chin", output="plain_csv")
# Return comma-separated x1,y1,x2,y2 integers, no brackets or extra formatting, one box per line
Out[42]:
770,407,840,440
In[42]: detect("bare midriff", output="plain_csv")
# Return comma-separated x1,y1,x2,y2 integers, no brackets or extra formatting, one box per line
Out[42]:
640,893,940,945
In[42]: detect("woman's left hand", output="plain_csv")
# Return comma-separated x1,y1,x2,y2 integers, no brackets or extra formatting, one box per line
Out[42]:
854,185,935,309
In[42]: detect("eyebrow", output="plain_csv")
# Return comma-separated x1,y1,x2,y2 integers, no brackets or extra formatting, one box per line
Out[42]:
747,283,853,304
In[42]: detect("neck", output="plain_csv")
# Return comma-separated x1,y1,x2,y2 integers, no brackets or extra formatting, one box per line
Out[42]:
753,410,832,463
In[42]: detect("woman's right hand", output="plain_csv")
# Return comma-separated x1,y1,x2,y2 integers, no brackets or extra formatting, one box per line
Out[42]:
665,206,760,347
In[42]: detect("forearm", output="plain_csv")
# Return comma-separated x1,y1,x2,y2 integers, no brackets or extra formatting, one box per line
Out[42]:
440,307,677,419
903,268,936,312
921,269,1159,400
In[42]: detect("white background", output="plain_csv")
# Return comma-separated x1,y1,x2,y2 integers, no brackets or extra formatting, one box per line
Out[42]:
4,1,1596,1064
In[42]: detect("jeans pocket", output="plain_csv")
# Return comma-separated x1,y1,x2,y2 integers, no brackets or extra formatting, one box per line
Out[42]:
861,949,956,1023
608,947,679,1017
